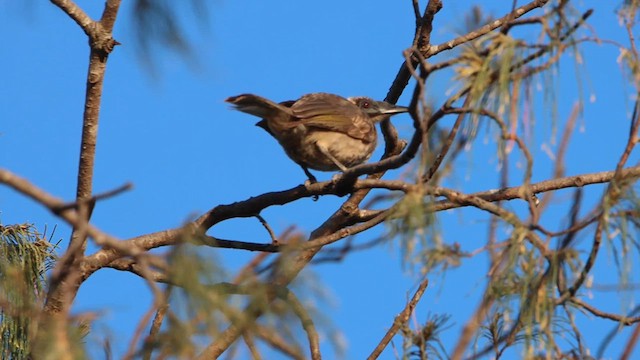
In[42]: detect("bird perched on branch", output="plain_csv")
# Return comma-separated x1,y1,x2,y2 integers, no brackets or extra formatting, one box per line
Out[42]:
226,93,408,182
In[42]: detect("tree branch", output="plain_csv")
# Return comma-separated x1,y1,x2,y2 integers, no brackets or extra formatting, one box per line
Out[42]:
367,278,429,359
428,0,550,56
50,0,93,34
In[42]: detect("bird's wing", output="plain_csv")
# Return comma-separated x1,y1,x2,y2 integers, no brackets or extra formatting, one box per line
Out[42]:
290,93,373,141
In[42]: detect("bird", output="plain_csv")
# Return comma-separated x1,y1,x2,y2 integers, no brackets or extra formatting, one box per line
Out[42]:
225,93,408,182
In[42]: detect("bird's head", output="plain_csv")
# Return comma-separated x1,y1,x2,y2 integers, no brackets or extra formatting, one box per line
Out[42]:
348,97,409,123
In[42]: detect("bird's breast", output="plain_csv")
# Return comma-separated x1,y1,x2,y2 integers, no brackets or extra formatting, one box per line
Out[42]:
300,130,377,171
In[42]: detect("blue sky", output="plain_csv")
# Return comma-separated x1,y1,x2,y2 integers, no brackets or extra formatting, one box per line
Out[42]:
2,0,639,358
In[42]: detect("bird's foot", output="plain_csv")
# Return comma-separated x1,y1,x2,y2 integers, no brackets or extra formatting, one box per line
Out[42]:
303,177,320,201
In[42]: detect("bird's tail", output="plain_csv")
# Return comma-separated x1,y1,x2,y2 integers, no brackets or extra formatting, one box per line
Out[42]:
225,94,290,119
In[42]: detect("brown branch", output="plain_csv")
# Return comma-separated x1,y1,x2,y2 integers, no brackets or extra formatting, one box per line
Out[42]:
435,187,551,257
451,294,496,360
5,162,639,268
101,0,122,31
562,304,586,357
423,97,471,182
538,102,580,210
53,182,133,212
255,214,278,244
233,253,272,284
615,93,640,175
106,259,169,283
281,290,321,360
512,9,594,76
141,286,172,360
621,323,640,360
192,137,420,357
302,209,392,250
194,235,282,252
367,278,429,359
428,0,550,56
570,298,640,325
381,0,441,157
123,301,160,360
385,0,442,105
558,95,640,304
38,5,124,351
254,324,305,360
428,166,640,213
0,169,143,258
121,256,168,359
50,0,93,33
242,332,261,360
84,164,640,275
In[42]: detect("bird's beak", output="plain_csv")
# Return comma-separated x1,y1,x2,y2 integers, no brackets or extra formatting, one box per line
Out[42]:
376,101,409,115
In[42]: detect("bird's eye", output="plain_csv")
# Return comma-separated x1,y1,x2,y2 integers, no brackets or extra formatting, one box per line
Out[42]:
362,101,370,109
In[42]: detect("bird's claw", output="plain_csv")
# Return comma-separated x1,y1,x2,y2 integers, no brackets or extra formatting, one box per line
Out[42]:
303,178,320,201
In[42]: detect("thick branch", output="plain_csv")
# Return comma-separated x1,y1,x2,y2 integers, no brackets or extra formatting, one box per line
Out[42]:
101,0,122,31
43,0,124,327
4,164,639,265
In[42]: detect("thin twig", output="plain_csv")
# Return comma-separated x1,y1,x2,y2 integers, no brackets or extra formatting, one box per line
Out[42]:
428,0,550,56
367,278,429,359
254,324,305,360
142,286,173,360
281,289,321,360
538,102,580,210
255,214,278,244
570,298,640,325
53,182,133,212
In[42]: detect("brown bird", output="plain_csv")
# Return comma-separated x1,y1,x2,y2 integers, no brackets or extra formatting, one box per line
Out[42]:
226,93,408,182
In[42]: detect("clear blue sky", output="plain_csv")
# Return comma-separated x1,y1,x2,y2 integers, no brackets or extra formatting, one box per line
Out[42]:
1,0,638,358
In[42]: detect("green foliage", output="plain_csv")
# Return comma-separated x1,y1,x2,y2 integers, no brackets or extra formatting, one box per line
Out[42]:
385,189,464,275
399,314,451,360
140,242,340,359
602,181,640,310
0,224,56,360
143,244,228,358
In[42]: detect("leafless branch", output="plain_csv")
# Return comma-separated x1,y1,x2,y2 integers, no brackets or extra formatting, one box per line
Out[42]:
254,324,305,360
621,322,640,360
142,286,172,360
428,0,550,56
49,0,93,32
367,278,429,359
281,289,321,360
255,214,278,244
53,182,133,212
570,298,640,325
